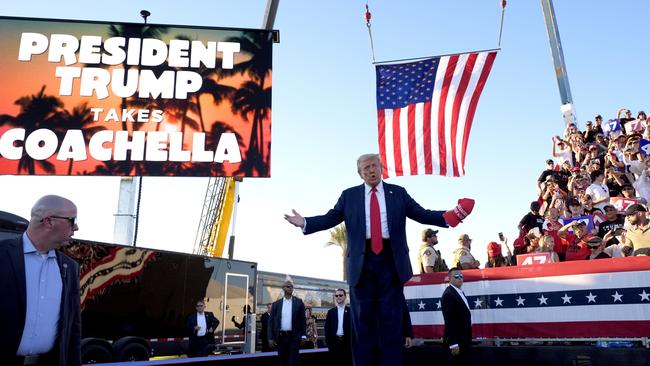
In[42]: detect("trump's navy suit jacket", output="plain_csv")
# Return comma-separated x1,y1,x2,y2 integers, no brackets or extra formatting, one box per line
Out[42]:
0,237,81,366
304,182,447,286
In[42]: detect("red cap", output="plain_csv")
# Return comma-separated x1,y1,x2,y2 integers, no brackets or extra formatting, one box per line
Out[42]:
487,241,502,257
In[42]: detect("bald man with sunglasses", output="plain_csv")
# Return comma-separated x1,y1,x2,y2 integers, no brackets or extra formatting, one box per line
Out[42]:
1,195,81,366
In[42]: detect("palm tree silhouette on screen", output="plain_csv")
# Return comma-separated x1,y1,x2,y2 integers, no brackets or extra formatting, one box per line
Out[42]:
222,31,273,176
0,85,63,174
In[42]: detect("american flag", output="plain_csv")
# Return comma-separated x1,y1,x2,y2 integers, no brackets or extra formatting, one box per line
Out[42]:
376,51,497,178
404,257,650,338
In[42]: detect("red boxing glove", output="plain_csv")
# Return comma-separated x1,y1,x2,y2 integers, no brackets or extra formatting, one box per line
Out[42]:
443,198,475,228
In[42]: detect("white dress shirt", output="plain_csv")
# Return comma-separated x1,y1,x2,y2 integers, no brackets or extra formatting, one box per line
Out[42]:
281,297,293,331
364,181,389,238
450,284,470,310
196,313,207,336
336,305,346,336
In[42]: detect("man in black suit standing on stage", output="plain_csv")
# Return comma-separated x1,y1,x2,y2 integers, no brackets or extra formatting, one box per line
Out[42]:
441,267,472,366
186,300,219,357
325,288,351,366
269,280,306,366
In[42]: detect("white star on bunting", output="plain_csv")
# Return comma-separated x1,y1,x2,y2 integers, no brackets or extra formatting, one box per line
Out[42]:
611,292,623,302
494,297,504,307
561,294,572,304
640,290,650,302
418,301,426,310
538,295,548,305
516,296,525,306
474,298,483,308
436,300,442,309
586,292,597,303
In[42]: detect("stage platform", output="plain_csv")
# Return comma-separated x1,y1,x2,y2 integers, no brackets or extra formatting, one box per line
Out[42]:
92,344,650,366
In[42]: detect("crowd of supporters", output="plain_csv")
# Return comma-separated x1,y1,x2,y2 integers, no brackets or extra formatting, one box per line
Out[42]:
490,108,650,267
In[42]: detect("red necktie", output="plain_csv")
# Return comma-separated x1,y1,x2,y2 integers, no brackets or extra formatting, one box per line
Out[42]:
370,187,383,254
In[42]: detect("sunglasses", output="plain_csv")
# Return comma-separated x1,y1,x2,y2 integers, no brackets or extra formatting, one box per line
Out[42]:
452,274,464,279
335,294,345,297
44,215,77,226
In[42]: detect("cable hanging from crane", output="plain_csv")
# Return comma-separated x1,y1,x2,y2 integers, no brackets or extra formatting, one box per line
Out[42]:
364,2,376,63
498,0,507,48
363,1,506,65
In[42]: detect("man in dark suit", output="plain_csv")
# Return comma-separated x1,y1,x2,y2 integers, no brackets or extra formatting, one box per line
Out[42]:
185,300,219,357
260,303,273,352
324,288,351,366
0,195,81,366
441,268,472,366
269,280,306,366
285,153,474,366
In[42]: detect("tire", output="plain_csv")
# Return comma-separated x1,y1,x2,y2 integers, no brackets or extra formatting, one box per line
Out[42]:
116,342,150,361
82,344,113,364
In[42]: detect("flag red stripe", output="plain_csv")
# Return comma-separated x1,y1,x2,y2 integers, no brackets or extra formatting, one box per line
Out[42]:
461,51,496,168
450,53,478,177
377,109,388,179
423,101,432,174
437,55,459,176
392,108,403,176
406,257,650,286
413,320,650,339
407,104,417,175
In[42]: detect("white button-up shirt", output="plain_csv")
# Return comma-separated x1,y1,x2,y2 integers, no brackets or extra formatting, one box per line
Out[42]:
281,297,293,331
364,181,389,238
336,305,346,336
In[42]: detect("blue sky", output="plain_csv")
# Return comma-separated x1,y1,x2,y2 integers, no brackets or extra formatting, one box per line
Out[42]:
2,1,649,280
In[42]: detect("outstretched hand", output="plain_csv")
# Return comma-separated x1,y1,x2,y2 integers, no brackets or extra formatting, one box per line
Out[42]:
284,209,305,228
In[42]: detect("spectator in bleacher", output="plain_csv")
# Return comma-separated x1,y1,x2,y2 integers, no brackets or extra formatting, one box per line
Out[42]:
571,134,588,166
568,170,590,198
618,108,635,132
541,177,567,215
526,227,542,253
633,159,650,202
453,234,480,270
598,204,625,240
586,171,610,211
484,242,509,268
552,137,573,167
565,123,583,146
594,132,608,151
580,194,602,216
555,161,573,192
623,204,650,256
518,201,544,232
585,237,611,259
566,198,585,218
605,168,628,198
584,120,601,143
537,234,560,262
581,144,604,168
620,184,637,198
512,226,529,258
542,207,566,261
558,220,592,261
603,229,634,258
537,159,557,193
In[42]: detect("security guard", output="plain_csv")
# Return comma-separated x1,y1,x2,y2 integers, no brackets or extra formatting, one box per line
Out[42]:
418,229,448,273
